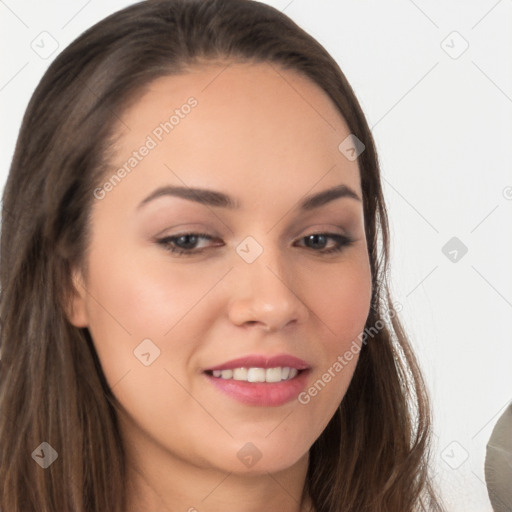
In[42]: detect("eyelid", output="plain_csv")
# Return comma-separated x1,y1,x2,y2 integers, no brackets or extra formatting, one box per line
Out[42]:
156,228,355,257
156,223,349,244
294,223,348,237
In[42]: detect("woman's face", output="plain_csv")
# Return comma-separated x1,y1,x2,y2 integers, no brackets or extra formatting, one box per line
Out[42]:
69,61,372,476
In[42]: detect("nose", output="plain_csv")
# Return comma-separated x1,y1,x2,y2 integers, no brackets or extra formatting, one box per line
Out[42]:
226,244,310,332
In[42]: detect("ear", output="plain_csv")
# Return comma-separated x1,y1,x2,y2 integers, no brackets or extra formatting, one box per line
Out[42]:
65,267,89,328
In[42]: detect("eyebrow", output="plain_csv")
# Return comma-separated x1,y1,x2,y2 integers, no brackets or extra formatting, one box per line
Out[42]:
137,183,361,211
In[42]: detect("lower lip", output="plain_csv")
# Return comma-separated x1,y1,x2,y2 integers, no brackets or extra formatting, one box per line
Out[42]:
204,370,310,407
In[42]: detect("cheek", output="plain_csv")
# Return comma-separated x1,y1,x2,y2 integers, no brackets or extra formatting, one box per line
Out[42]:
306,253,372,351
86,240,219,332
82,249,223,436
295,253,372,418
82,244,222,386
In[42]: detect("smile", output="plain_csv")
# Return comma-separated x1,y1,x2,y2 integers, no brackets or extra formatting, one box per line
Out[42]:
207,367,300,383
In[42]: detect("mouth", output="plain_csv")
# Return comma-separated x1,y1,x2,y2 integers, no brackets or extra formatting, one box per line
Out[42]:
203,354,311,407
204,366,304,383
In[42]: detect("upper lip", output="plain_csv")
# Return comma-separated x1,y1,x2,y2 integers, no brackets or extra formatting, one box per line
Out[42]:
204,354,310,372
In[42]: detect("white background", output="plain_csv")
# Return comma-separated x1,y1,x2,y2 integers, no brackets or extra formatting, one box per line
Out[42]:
1,1,511,510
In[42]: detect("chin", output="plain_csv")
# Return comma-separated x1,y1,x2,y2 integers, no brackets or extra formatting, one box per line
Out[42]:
204,438,310,476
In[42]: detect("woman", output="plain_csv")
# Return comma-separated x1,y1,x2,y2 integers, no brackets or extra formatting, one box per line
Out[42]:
0,0,446,510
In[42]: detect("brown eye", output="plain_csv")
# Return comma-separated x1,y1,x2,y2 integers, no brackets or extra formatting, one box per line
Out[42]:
157,232,221,256
297,233,354,254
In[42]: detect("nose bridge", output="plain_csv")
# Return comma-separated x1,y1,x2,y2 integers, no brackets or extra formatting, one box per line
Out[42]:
227,234,308,330
237,233,291,287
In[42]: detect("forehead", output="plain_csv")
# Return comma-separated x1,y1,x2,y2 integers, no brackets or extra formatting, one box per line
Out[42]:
104,61,362,208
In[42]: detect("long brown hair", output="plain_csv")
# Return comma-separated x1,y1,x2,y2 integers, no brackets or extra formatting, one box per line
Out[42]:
0,1,446,510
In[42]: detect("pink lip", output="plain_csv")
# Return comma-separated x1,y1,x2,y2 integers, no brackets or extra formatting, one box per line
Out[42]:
203,353,311,407
204,369,310,407
204,354,310,371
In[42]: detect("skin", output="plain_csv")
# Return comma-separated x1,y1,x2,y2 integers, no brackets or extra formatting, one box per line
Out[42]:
67,61,373,512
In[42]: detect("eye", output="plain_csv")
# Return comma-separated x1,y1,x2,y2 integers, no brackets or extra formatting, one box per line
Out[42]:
157,232,221,256
156,231,355,257
295,233,355,254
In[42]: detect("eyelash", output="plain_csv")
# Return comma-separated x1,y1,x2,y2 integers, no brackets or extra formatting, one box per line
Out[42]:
156,231,355,256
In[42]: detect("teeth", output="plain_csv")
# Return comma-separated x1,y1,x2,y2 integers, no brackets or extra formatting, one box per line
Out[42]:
247,368,266,382
265,367,283,383
233,368,248,380
212,369,234,379
209,367,300,383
